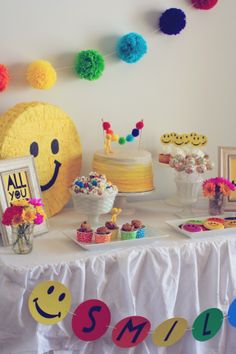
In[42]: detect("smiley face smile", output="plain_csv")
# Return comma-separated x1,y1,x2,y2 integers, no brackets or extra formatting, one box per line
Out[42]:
33,297,61,319
40,160,62,192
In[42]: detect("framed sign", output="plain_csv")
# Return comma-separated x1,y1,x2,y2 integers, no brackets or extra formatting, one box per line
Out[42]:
219,146,236,211
0,156,48,246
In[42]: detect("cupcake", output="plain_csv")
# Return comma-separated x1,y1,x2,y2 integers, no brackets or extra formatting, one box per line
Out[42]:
77,221,93,243
131,219,145,238
105,221,119,241
94,226,111,244
120,223,137,240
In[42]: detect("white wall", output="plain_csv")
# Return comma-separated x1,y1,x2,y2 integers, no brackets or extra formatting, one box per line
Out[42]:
1,0,236,199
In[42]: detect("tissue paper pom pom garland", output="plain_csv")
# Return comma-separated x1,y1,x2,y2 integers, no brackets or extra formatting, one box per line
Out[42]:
26,60,57,89
192,0,218,10
159,8,186,35
117,32,147,64
74,50,105,80
0,64,9,92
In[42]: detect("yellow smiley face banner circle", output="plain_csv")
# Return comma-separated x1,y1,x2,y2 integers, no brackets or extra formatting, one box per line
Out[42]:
28,280,71,325
0,102,82,216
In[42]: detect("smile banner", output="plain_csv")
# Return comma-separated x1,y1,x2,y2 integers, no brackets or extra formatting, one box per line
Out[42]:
28,281,236,348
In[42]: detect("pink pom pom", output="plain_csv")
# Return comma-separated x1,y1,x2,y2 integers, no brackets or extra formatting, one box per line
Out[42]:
192,0,218,10
103,121,111,130
0,64,9,92
136,120,144,130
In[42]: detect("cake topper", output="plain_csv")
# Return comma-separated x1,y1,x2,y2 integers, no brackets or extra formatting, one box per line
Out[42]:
101,119,144,154
110,208,122,224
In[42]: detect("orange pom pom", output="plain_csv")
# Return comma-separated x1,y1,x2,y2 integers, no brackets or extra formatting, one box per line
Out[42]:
106,129,114,135
0,64,9,92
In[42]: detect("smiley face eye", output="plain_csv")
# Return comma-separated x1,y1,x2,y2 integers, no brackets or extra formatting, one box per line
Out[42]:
47,285,54,294
58,293,65,302
51,139,59,154
30,142,39,157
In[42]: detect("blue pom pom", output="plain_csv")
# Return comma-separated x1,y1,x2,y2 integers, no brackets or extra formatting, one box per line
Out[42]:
132,128,139,137
159,8,186,35
126,134,134,142
91,179,98,186
117,32,147,64
75,181,84,188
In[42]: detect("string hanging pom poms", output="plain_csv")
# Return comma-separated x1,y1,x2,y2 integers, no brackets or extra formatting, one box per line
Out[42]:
117,32,148,64
0,64,9,92
26,60,57,89
191,0,218,10
159,8,186,36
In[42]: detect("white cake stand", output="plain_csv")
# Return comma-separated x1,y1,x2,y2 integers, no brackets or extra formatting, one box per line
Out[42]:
114,190,155,215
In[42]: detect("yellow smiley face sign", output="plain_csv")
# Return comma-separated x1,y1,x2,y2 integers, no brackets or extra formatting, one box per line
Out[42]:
0,102,82,216
28,280,71,325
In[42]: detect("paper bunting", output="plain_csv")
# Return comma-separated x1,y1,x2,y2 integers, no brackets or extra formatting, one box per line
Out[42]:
192,308,224,341
152,317,188,347
112,316,151,348
28,280,71,325
72,299,111,341
27,283,236,348
228,298,236,327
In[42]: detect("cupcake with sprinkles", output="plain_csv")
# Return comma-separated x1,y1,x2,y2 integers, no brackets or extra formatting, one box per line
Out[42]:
120,223,137,240
94,226,112,243
77,221,93,243
131,219,146,238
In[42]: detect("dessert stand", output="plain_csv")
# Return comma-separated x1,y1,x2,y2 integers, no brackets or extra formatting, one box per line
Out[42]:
114,190,155,215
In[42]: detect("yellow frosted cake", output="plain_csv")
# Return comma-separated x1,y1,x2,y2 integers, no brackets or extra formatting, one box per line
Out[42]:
92,148,154,193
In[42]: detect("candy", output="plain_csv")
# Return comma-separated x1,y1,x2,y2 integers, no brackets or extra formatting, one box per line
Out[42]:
72,172,118,196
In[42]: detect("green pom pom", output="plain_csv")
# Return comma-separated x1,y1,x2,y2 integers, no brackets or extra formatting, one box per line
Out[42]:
119,137,126,145
74,50,105,81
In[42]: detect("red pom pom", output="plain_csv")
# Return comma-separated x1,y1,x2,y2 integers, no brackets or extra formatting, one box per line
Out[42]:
102,121,111,130
106,129,114,135
136,121,144,130
0,64,9,92
192,0,218,10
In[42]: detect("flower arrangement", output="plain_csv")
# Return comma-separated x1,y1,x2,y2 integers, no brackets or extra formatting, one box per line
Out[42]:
202,177,235,215
2,198,46,254
2,198,46,226
202,177,235,197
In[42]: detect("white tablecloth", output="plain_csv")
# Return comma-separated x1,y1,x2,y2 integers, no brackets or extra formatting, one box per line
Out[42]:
1,200,236,354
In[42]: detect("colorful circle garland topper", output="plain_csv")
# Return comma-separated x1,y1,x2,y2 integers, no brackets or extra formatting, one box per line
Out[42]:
102,119,144,153
0,64,9,92
26,60,57,89
117,32,148,64
159,8,186,35
74,50,105,80
192,0,218,10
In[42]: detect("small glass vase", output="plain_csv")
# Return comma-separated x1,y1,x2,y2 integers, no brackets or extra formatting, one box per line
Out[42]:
208,193,225,215
11,224,34,254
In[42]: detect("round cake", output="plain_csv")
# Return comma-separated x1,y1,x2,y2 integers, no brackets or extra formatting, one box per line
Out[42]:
92,148,154,193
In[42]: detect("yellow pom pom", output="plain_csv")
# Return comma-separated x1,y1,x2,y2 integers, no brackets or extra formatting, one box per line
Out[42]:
26,60,57,89
112,134,119,142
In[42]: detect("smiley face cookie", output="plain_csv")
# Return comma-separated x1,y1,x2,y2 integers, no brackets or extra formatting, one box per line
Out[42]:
224,220,236,228
28,280,71,325
203,220,224,230
0,102,82,216
181,223,203,232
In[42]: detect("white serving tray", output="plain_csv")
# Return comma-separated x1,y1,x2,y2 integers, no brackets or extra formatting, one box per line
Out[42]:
166,217,236,239
63,227,169,251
